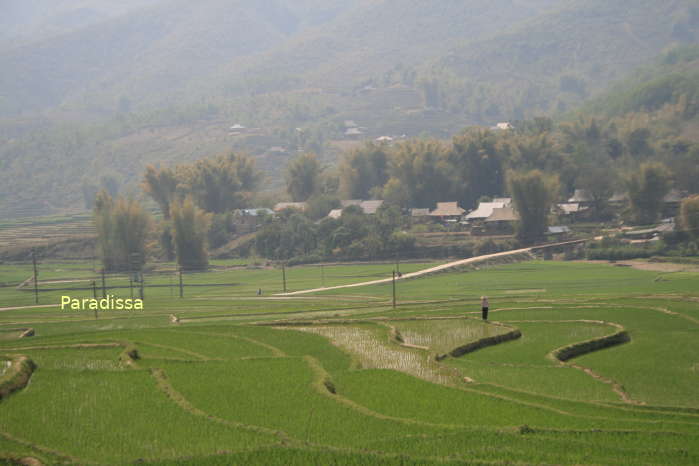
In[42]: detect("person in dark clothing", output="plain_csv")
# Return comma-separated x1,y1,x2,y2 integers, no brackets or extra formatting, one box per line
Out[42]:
481,296,489,320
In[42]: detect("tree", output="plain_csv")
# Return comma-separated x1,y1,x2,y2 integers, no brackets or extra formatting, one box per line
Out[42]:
143,165,179,218
228,152,261,192
159,222,175,261
100,174,121,197
627,128,653,158
183,157,244,214
627,163,670,224
144,153,260,216
680,195,699,237
285,153,321,201
94,191,151,272
508,170,560,244
449,130,504,208
81,180,99,209
388,140,451,207
170,197,212,270
373,204,403,244
577,165,615,220
305,195,340,221
381,178,410,206
338,143,389,199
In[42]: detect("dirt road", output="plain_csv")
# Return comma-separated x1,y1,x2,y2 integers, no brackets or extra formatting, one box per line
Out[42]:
277,246,534,296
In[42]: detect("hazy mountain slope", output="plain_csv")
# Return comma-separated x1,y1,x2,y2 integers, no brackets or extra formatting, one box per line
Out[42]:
1,0,698,218
0,0,158,46
208,0,562,95
423,0,699,118
0,0,356,116
577,44,699,131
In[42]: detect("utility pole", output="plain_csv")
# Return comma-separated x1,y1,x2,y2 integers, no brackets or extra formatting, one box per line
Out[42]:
282,263,287,293
130,252,143,301
392,270,396,310
320,264,325,287
92,280,97,299
139,273,144,301
32,249,39,304
101,269,106,298
179,268,183,298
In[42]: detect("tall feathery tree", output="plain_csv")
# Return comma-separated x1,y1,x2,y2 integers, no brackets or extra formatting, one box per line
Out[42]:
627,162,670,224
508,170,560,244
183,153,260,213
449,130,504,208
142,165,179,218
170,197,212,270
285,153,321,201
94,190,151,272
338,142,389,199
143,153,260,216
387,139,451,208
680,195,699,237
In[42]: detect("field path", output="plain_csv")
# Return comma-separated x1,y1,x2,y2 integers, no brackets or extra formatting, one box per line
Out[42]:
275,240,587,296
0,304,58,312
278,247,531,296
277,240,585,296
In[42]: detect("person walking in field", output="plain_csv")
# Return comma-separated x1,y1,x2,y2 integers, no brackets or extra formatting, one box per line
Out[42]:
481,296,489,320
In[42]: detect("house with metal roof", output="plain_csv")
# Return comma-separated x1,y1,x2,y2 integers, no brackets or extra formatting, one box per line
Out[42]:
326,209,343,219
239,208,273,216
547,225,571,235
465,201,507,221
359,200,384,214
568,189,593,205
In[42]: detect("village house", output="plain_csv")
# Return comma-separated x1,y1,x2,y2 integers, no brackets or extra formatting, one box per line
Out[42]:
492,122,513,130
547,225,571,237
409,208,431,222
345,127,363,138
662,189,684,217
465,200,508,223
429,202,465,223
234,208,274,233
326,200,385,219
567,189,593,206
326,209,343,220
555,203,589,222
341,199,362,208
359,200,384,214
228,123,247,136
266,146,288,156
608,192,628,205
484,205,519,234
622,220,675,243
274,202,308,212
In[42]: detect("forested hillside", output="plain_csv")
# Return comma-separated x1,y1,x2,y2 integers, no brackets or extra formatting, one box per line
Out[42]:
0,0,697,218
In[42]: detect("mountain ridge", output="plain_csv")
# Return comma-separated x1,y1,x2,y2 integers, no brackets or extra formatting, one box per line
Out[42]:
0,0,698,217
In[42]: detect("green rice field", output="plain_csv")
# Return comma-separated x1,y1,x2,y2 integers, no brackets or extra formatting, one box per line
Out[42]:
1,259,698,464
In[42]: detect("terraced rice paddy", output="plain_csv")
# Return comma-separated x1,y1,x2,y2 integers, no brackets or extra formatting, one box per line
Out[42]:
293,324,460,385
0,214,95,249
0,259,698,464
